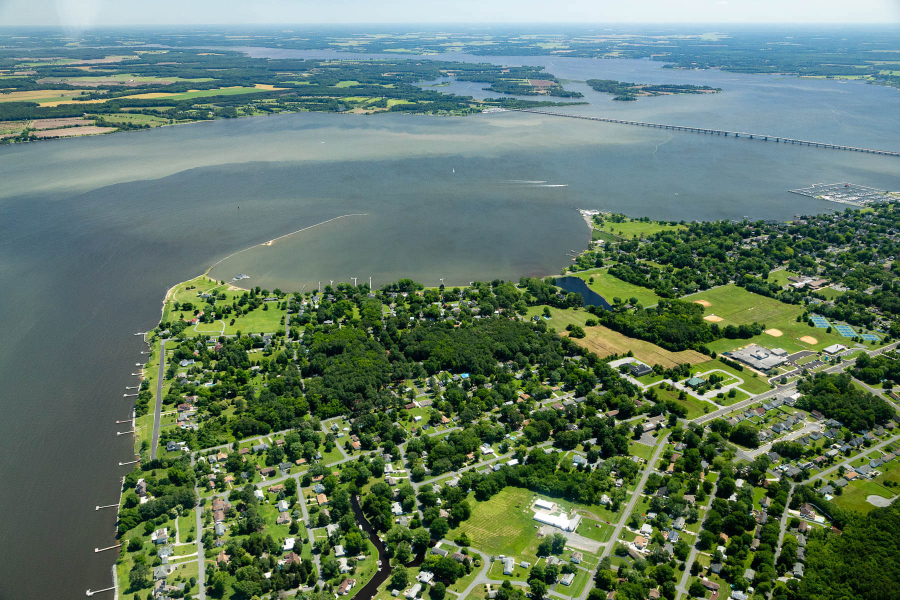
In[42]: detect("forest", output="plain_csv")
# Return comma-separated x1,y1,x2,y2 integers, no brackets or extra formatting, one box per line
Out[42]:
585,79,720,101
796,373,894,431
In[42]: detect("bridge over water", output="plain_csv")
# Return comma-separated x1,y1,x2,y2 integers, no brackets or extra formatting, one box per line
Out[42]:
509,109,900,157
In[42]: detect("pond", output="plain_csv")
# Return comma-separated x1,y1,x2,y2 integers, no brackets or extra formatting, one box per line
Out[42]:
554,276,613,311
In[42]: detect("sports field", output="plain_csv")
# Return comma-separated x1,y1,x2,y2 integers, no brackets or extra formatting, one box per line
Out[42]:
682,285,851,354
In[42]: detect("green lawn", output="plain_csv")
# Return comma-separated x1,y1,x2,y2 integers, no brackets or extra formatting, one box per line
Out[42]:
571,268,661,307
682,285,851,355
648,383,716,420
593,219,686,240
575,519,614,543
629,442,656,462
831,478,896,515
554,569,591,598
690,359,772,395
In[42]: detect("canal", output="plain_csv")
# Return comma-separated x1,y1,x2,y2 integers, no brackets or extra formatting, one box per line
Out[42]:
350,495,426,600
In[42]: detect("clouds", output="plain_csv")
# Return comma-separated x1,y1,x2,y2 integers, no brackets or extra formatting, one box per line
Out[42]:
0,0,897,26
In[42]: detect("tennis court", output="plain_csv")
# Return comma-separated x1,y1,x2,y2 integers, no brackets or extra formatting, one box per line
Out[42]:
835,325,857,337
860,334,881,341
811,316,830,328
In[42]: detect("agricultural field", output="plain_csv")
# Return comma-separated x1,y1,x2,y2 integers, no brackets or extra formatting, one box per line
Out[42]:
682,285,852,354
93,112,170,127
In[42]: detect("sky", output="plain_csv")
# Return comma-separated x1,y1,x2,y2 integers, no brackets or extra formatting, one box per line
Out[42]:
0,0,898,27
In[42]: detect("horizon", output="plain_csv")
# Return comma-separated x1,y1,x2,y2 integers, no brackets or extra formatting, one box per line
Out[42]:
0,0,898,28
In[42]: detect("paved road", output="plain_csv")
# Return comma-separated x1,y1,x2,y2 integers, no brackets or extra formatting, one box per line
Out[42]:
193,455,206,600
773,485,795,568
150,338,169,460
675,480,717,597
803,434,900,485
600,434,670,563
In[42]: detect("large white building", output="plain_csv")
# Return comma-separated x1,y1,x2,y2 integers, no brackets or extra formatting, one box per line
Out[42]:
533,510,581,532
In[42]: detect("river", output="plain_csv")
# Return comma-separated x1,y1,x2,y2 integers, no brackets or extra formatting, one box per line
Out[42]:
0,46,897,598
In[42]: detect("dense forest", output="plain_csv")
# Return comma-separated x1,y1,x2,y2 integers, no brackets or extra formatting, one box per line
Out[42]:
796,373,894,431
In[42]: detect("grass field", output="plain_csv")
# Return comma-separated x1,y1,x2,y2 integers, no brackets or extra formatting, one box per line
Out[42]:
593,219,686,240
572,268,661,307
447,487,542,559
124,86,271,101
0,88,92,104
682,285,851,354
648,383,715,419
575,519,614,543
831,478,896,515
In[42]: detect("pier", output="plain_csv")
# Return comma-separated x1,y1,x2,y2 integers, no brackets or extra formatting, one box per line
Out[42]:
94,544,121,553
510,109,900,157
86,586,115,596
95,504,118,511
117,430,134,436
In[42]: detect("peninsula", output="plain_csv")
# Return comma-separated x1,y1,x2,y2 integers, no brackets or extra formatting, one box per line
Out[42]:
113,201,900,600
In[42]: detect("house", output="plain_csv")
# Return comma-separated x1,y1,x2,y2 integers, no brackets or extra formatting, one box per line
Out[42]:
571,552,583,563
317,494,329,505
166,441,180,453
276,512,291,525
214,523,226,536
634,536,648,550
277,500,289,512
283,537,296,552
520,561,531,569
431,547,448,557
135,479,147,497
673,517,685,530
406,583,422,599
710,563,723,574
666,530,679,543
339,557,351,573
560,573,576,586
151,528,168,545
743,569,755,581
154,565,174,580
313,483,325,494
640,523,653,536
392,502,403,515
260,467,276,477
687,376,705,388
337,579,357,596
417,571,435,584
283,552,302,566
793,563,804,578
502,556,515,575
535,499,556,511
335,545,346,557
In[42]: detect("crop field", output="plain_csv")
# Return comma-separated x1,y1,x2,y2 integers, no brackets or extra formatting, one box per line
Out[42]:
682,285,851,354
574,322,707,369
0,88,91,104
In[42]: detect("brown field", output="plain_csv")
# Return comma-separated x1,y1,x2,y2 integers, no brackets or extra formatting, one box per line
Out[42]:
799,336,818,345
765,329,783,337
704,315,723,322
31,126,116,138
253,84,285,90
570,325,706,369
693,300,712,307
30,117,94,129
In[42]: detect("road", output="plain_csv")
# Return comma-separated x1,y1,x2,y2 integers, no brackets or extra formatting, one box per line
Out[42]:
192,452,206,600
675,480,717,597
599,434,670,562
150,338,168,460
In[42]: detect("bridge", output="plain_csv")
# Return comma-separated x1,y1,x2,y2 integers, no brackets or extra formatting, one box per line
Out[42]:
509,109,900,157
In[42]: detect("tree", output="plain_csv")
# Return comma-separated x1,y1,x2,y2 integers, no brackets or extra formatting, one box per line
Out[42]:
537,537,553,557
551,533,567,554
529,579,548,600
391,566,409,589
688,581,706,597
431,582,446,600
430,517,449,540
129,562,151,589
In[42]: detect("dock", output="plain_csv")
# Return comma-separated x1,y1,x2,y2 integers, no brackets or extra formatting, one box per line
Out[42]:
94,544,121,553
510,109,900,157
95,504,118,511
86,586,115,596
